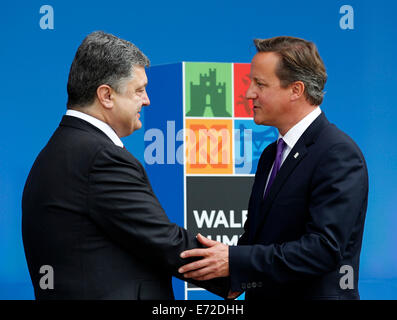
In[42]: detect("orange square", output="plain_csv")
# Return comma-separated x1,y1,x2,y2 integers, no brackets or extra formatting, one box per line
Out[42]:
185,119,233,174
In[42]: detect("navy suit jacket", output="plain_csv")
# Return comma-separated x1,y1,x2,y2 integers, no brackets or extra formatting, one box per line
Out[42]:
229,113,368,300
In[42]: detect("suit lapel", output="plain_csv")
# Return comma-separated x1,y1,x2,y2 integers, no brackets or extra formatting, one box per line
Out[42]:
248,143,276,239
265,141,308,205
257,143,277,200
251,113,330,241
250,142,308,240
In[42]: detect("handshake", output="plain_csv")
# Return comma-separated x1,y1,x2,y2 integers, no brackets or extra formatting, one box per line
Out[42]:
22,31,368,301
179,233,242,300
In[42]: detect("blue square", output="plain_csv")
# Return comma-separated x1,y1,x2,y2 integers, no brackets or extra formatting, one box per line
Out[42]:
234,120,277,174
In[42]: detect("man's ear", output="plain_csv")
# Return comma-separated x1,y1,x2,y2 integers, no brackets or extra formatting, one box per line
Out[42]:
96,85,114,110
290,81,305,101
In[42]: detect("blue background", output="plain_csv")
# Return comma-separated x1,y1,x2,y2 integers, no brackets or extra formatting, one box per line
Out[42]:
1,0,396,299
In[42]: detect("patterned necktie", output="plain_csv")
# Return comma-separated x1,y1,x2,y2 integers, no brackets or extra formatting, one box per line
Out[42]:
264,138,286,199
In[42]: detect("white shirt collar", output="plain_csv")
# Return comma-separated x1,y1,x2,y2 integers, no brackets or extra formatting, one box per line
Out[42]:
278,107,322,150
65,109,124,148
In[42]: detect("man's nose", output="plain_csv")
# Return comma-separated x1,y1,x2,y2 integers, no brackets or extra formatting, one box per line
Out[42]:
142,91,150,106
245,84,256,100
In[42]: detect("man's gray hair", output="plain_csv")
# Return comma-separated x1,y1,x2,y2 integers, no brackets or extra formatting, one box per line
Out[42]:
67,31,150,109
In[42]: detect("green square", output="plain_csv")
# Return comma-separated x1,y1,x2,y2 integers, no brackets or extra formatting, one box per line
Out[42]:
185,62,232,117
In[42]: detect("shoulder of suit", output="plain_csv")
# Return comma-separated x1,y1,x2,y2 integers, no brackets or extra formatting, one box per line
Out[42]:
317,123,359,148
93,141,144,170
313,123,366,162
58,120,142,166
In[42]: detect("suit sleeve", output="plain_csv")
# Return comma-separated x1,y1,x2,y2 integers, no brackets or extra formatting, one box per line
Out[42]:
87,146,229,297
229,142,368,291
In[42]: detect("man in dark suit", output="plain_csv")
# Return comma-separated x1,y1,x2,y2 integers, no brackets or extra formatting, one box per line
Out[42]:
179,36,369,300
22,31,227,300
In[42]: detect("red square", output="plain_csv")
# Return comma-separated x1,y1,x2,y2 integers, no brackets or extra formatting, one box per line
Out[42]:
234,63,253,118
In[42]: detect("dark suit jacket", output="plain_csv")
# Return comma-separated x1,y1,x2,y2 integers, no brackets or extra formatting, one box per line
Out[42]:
22,115,227,300
229,113,368,300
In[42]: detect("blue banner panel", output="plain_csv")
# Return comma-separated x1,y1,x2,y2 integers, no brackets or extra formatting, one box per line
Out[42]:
145,63,185,299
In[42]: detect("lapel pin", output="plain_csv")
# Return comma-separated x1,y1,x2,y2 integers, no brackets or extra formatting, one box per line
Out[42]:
294,152,299,159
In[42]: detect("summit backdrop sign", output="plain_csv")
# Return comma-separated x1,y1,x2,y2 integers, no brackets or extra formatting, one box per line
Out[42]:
144,62,276,299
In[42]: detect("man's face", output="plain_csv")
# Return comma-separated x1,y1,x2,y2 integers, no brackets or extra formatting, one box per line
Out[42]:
112,66,150,137
246,52,292,129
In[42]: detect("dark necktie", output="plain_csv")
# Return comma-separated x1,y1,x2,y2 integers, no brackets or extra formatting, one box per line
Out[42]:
264,138,286,199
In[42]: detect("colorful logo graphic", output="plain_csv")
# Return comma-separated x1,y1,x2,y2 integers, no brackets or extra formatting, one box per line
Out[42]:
184,62,276,175
185,63,232,117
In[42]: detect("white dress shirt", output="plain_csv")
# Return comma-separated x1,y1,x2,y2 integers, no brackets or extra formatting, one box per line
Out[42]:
65,109,124,148
264,107,322,192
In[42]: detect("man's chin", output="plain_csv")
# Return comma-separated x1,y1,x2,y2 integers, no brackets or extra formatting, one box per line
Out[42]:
253,116,263,125
253,117,271,127
134,120,142,131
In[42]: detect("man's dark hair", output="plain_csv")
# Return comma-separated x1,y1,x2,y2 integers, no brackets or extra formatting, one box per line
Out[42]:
67,31,150,109
254,36,327,106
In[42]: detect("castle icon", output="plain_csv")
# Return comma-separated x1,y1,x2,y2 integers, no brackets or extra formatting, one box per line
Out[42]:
187,68,231,117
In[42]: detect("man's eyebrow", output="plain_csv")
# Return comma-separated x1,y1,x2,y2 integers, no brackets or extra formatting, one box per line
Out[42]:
252,77,264,82
137,82,148,89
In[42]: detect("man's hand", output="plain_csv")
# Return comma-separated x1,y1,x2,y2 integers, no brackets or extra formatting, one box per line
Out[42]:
227,290,242,299
178,233,229,280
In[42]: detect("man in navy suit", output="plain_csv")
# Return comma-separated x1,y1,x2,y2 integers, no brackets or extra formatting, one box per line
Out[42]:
179,36,369,300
